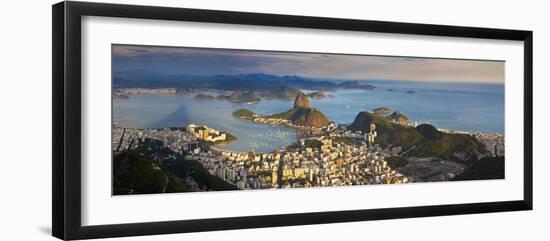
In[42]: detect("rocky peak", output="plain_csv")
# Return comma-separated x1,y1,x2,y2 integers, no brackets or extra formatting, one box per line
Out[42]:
293,92,311,108
389,111,409,124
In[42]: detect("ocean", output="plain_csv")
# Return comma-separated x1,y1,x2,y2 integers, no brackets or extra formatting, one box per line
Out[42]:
113,80,504,152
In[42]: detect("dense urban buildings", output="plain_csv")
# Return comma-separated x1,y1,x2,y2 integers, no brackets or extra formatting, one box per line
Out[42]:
113,120,413,190
111,44,505,195
113,109,504,191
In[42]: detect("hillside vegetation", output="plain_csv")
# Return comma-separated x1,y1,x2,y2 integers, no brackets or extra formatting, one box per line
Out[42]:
348,112,487,161
261,86,302,100
232,109,258,119
268,107,330,128
373,107,391,114
227,91,261,103
113,151,190,195
453,156,505,180
265,92,330,128
113,139,237,195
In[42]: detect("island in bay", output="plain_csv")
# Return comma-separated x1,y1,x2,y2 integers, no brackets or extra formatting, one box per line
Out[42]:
111,44,505,195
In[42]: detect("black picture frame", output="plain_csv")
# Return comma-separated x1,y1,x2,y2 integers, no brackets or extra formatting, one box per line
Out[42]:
52,1,533,240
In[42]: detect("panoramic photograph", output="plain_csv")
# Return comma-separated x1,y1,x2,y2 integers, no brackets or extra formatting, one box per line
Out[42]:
111,44,505,195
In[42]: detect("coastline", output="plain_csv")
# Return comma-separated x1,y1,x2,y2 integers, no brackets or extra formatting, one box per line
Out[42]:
114,84,504,134
114,87,505,155
112,93,505,191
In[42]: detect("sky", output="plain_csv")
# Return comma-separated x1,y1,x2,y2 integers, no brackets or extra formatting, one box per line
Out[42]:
112,44,504,84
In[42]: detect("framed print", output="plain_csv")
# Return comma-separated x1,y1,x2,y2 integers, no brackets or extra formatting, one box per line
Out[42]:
52,1,533,240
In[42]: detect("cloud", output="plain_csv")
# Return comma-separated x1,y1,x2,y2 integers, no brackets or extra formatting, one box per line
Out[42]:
112,44,504,83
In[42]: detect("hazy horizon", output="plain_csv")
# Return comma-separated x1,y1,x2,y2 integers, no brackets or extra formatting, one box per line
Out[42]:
113,44,505,84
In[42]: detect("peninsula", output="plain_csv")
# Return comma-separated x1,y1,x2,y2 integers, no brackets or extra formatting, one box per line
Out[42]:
233,92,331,129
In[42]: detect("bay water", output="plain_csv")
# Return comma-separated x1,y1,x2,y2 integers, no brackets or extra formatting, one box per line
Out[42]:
113,80,504,152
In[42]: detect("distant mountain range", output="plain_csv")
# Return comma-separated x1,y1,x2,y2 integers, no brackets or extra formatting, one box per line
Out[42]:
113,70,375,91
192,87,300,103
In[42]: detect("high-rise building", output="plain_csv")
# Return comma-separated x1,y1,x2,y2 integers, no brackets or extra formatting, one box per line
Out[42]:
237,181,246,190
271,169,278,187
201,128,210,140
248,150,256,160
365,123,377,148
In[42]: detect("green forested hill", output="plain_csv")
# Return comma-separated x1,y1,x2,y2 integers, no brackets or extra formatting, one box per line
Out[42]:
348,111,423,149
262,85,302,100
113,139,237,195
268,107,330,128
232,108,258,119
348,111,487,161
113,151,190,195
453,156,505,180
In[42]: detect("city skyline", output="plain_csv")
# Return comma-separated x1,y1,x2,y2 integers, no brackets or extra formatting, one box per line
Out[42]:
113,45,505,84
112,43,505,195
